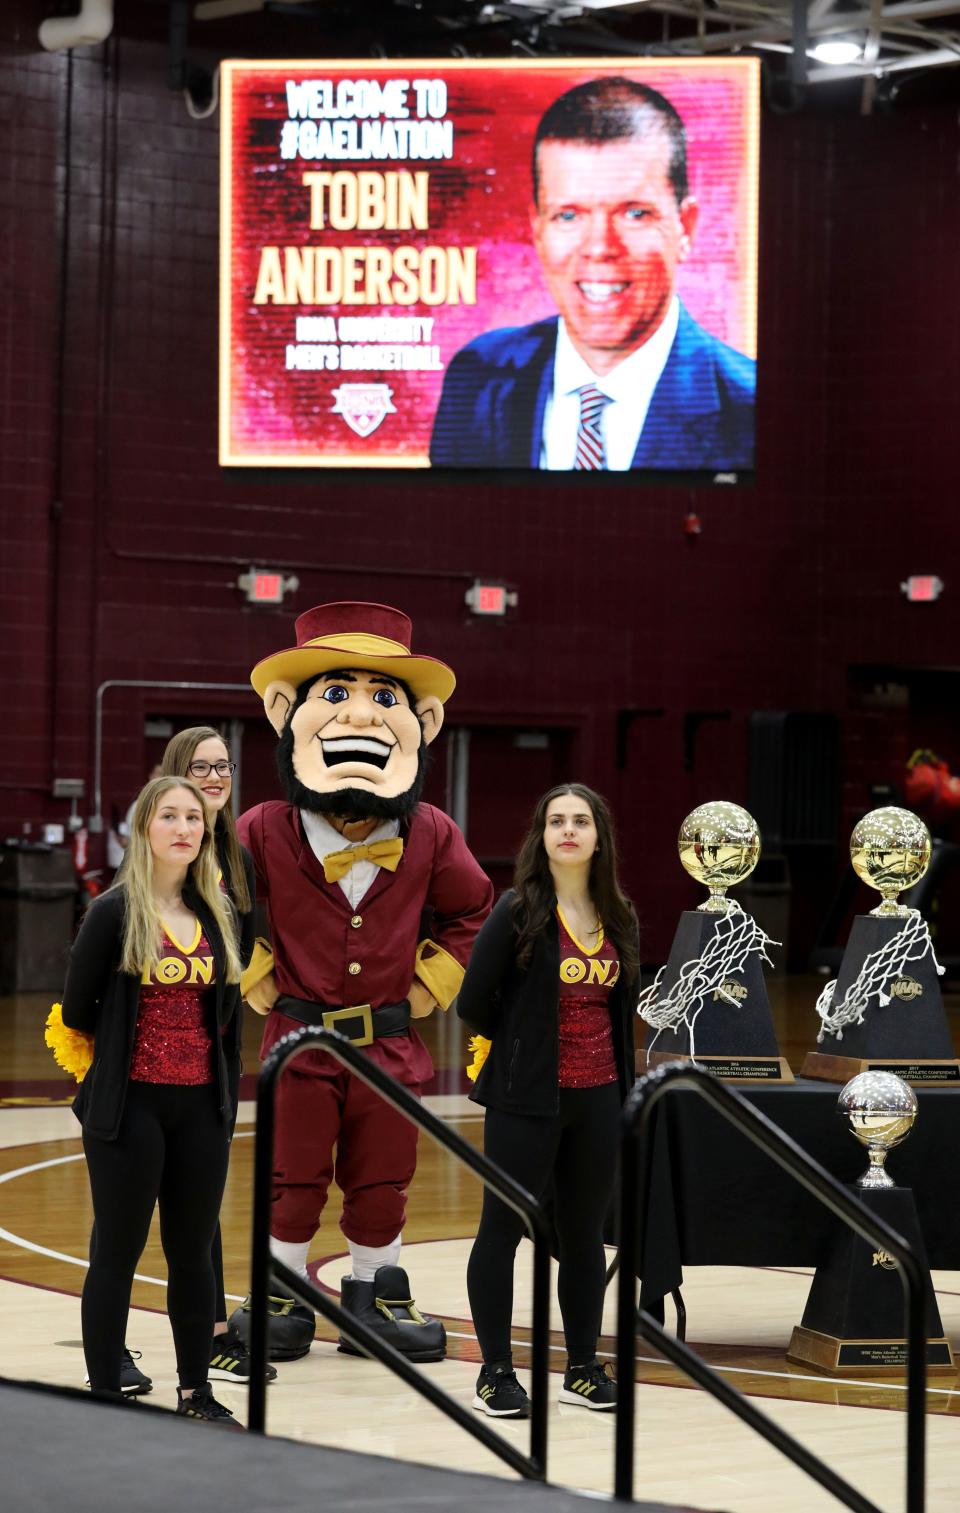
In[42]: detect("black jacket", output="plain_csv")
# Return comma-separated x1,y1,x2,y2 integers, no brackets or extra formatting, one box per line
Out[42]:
455,889,638,1116
61,886,241,1140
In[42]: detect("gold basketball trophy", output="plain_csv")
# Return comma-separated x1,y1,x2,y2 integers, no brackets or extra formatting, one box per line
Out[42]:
678,800,761,912
802,806,960,1084
851,805,931,916
787,1071,954,1373
639,802,793,1081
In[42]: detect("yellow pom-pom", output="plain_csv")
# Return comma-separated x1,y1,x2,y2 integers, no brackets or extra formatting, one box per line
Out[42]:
465,1034,492,1083
44,1003,93,1083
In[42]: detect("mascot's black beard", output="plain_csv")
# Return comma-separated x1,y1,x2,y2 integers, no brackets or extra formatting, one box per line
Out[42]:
277,724,427,822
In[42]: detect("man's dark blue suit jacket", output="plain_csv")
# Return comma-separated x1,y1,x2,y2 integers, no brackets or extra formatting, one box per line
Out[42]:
429,303,755,471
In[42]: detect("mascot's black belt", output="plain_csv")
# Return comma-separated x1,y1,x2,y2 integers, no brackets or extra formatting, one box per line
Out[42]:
274,995,411,1048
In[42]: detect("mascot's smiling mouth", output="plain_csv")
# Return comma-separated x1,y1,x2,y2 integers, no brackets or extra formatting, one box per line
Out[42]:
320,737,394,771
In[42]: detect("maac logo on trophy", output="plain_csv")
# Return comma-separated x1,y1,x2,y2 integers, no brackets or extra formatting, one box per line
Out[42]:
871,1249,898,1270
713,980,748,1004
888,976,923,1002
331,384,397,437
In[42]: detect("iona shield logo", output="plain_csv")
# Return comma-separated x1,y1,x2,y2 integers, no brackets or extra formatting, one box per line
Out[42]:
331,384,397,437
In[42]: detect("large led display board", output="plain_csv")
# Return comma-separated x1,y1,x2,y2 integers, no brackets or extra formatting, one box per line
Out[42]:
220,58,759,475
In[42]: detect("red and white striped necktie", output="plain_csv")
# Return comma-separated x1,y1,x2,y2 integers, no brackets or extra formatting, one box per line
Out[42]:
573,383,610,470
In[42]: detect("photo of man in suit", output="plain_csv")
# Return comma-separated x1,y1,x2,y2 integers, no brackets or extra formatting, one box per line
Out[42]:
429,77,756,472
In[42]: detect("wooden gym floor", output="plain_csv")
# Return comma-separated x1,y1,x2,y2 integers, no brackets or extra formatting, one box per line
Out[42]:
2,977,959,1511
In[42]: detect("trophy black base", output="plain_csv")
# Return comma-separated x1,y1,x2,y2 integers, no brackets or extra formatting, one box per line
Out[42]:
787,1324,955,1376
806,914,956,1080
643,910,788,1070
801,1052,960,1086
637,1050,794,1083
786,1183,955,1376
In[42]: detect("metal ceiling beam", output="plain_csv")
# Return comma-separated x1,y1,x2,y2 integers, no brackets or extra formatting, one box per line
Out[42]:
671,0,960,50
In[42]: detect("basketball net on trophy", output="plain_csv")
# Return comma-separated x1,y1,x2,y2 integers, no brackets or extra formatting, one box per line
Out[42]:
803,806,960,1085
638,802,793,1082
815,910,943,1041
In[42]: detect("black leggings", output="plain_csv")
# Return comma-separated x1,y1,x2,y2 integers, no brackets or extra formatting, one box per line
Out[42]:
93,1183,232,1323
467,1082,621,1367
82,1081,230,1392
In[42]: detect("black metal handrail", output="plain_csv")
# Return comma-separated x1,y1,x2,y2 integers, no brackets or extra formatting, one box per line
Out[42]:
247,1024,552,1481
615,1062,927,1512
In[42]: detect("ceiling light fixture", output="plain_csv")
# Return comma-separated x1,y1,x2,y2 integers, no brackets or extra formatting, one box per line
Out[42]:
812,39,864,65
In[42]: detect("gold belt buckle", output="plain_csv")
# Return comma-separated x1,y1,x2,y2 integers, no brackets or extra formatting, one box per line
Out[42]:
321,1003,373,1047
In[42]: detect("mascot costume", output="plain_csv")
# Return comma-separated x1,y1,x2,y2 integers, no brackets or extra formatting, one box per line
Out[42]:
232,601,493,1362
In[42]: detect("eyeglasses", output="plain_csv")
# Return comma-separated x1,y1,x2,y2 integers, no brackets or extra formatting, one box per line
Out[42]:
188,760,236,778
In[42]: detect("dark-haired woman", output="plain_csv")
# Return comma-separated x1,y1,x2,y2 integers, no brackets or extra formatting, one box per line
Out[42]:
457,784,639,1419
159,726,276,1387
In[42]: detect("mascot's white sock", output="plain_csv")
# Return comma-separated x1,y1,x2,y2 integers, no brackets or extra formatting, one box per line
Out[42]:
348,1232,402,1282
269,1236,311,1283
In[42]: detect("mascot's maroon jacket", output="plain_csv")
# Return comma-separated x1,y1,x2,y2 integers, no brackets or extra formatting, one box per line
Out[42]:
238,800,493,1066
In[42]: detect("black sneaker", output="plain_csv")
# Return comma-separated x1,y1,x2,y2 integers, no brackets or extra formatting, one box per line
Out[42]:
85,1347,153,1396
559,1360,617,1411
175,1383,244,1429
472,1362,531,1418
209,1332,278,1384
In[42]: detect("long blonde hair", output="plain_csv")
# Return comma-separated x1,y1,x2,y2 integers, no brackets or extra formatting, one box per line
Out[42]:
116,776,241,983
160,725,251,914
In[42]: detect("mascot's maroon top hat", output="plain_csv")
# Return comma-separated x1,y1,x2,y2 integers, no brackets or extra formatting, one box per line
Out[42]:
250,601,456,704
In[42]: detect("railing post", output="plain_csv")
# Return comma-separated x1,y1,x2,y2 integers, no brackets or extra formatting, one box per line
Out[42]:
244,1024,550,1480
614,1097,639,1501
247,1046,280,1434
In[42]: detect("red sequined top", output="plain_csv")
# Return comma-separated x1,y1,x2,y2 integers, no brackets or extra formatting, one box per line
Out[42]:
130,923,218,1085
556,908,620,1089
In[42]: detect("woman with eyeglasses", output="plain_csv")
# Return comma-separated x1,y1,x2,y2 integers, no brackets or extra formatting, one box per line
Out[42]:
157,727,275,1388
161,729,254,970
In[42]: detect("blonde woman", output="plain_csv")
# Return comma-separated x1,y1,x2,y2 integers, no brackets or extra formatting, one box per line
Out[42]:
61,777,243,1425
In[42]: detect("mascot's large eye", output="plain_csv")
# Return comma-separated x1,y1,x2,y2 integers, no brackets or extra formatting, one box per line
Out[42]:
373,688,398,708
322,685,349,704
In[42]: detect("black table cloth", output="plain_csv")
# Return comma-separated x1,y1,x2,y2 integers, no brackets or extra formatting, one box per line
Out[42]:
634,1078,960,1306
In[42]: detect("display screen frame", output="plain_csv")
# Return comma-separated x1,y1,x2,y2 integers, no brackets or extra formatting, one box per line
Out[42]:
220,56,760,482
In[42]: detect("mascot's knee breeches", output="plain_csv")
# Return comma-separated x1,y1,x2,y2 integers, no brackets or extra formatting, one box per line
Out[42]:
271,1053,421,1245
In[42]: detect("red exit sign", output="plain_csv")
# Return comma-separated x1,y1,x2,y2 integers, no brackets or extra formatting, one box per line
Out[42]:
253,572,282,602
465,581,516,617
901,576,944,603
238,567,299,605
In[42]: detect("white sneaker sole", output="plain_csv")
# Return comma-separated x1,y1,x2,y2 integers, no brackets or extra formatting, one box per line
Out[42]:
558,1388,616,1410
472,1393,530,1418
84,1375,152,1396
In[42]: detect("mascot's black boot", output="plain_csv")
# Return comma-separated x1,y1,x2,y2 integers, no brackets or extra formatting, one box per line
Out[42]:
229,1287,316,1362
338,1264,446,1363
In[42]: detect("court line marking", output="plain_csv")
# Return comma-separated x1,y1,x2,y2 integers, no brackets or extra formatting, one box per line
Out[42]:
0,1150,250,1296
3,1143,959,1403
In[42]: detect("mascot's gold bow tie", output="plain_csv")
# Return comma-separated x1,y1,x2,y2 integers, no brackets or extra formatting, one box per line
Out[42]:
322,838,404,884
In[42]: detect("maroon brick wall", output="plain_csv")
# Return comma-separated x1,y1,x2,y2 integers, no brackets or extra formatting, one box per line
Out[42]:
2,4,959,961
